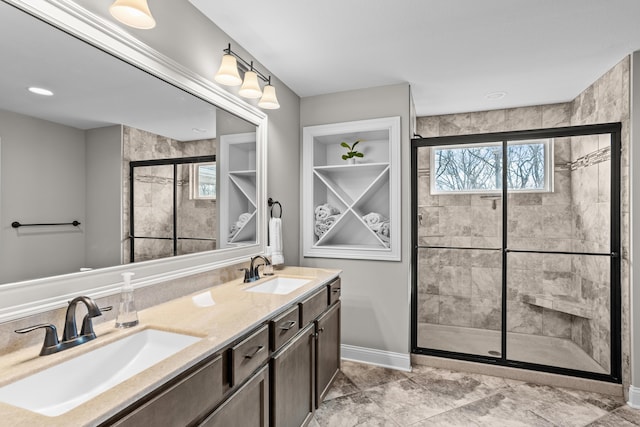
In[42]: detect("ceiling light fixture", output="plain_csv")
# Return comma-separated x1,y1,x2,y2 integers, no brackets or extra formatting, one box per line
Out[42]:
214,44,280,110
485,91,507,100
27,87,54,96
109,0,156,30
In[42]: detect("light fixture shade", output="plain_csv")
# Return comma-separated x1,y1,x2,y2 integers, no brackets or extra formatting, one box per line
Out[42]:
238,71,262,99
109,0,156,30
214,54,242,86
258,84,280,109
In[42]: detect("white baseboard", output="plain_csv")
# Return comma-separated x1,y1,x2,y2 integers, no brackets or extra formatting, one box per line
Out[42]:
341,344,411,372
628,385,640,408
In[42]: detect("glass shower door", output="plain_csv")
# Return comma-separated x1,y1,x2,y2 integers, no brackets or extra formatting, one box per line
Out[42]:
505,134,614,375
415,143,503,357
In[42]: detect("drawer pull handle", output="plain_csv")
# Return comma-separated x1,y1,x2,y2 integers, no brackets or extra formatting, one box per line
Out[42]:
279,320,297,331
244,345,265,359
318,327,325,333
332,289,341,293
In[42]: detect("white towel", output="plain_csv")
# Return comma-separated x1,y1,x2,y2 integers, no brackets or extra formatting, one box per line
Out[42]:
269,217,284,265
363,212,388,231
238,212,251,224
315,204,340,221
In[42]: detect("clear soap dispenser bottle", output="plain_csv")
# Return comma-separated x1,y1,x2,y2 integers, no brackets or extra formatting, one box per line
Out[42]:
115,272,138,328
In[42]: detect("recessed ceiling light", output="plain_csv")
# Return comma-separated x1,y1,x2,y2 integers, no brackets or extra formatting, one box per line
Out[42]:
192,128,207,133
28,87,54,96
485,91,507,100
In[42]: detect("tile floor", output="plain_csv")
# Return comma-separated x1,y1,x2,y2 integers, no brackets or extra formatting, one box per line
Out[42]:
310,361,640,426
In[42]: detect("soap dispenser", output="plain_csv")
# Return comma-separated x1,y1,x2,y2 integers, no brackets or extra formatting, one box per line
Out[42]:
115,272,138,328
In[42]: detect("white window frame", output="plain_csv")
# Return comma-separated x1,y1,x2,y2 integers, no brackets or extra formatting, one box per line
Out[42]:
189,162,217,200
430,138,554,195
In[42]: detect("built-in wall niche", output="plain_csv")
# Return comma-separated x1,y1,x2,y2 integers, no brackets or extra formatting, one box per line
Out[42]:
218,133,257,248
302,117,400,261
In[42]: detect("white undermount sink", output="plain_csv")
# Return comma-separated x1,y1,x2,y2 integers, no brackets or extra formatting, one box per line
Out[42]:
0,328,201,417
245,276,312,295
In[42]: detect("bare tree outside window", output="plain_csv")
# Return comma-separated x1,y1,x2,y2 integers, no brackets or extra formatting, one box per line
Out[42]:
432,140,550,194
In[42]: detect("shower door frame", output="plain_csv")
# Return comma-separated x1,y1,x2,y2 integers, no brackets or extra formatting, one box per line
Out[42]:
129,155,216,263
410,122,622,383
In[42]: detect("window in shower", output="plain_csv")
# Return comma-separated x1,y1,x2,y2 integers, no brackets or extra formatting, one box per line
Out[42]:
190,162,217,200
431,139,552,194
412,123,621,384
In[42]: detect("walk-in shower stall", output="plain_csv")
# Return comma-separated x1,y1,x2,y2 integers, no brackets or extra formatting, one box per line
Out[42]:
411,123,621,382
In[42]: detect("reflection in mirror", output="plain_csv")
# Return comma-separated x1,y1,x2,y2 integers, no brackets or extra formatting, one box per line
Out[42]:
0,1,259,285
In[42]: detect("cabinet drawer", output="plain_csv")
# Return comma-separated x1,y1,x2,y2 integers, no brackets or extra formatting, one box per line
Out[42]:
111,354,223,427
299,286,328,327
328,278,341,305
270,304,300,351
230,324,269,387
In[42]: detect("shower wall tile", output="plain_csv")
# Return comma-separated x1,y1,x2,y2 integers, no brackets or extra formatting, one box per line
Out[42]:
439,296,472,327
542,103,572,128
438,113,472,136
439,266,472,297
415,115,440,138
472,299,501,330
471,267,501,300
542,205,573,239
542,309,572,338
470,250,502,268
505,106,543,130
508,205,543,238
418,294,439,323
543,170,571,206
507,302,543,334
469,109,506,133
543,271,576,298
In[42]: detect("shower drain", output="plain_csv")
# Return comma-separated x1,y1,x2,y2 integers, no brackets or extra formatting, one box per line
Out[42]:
488,350,501,356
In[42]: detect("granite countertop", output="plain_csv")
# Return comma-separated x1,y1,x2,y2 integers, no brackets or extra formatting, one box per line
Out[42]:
0,266,341,426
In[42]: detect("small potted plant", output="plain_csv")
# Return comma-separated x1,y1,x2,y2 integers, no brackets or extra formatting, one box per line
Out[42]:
341,139,364,164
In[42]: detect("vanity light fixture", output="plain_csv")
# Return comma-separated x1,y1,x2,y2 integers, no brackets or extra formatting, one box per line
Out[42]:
27,86,54,96
109,0,156,30
214,44,280,109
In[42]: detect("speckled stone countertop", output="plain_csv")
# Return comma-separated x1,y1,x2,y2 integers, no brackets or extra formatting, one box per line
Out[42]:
0,266,341,426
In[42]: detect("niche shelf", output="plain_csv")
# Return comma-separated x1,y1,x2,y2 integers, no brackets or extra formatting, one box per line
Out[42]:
302,117,400,261
219,132,257,248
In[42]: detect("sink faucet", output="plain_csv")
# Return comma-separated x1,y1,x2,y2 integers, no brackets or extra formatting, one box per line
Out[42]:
243,255,271,283
15,296,109,356
63,296,103,342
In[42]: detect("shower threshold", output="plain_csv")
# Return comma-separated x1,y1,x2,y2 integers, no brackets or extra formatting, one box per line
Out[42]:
417,323,607,375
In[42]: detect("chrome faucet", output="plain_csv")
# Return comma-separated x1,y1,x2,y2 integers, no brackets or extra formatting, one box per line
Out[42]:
15,296,110,356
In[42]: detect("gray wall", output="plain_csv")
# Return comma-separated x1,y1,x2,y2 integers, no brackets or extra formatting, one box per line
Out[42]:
0,109,86,283
80,0,302,266
300,83,411,355
85,125,122,269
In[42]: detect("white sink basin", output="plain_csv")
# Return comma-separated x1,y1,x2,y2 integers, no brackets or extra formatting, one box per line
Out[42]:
0,329,200,417
246,276,312,295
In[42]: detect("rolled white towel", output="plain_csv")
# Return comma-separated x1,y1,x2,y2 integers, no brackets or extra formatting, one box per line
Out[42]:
315,203,340,221
376,221,390,246
238,212,251,224
314,214,338,237
363,212,387,231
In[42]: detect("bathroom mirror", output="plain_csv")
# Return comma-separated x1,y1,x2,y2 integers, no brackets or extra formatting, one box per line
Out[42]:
0,0,267,319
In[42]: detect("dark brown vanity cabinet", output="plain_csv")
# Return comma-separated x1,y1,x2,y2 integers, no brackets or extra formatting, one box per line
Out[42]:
200,365,269,427
315,300,340,407
270,322,316,427
104,277,341,427
108,354,224,427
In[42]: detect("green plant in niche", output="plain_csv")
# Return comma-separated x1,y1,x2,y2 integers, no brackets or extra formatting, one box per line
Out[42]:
341,139,364,161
